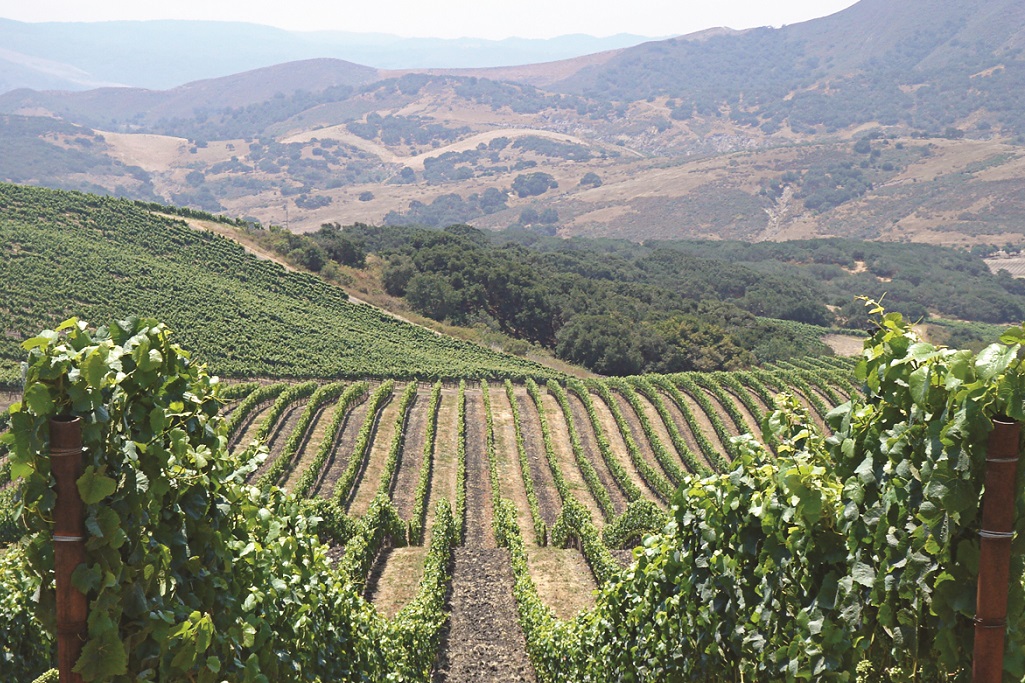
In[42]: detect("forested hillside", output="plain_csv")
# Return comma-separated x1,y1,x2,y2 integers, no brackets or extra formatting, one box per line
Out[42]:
259,222,1025,374
0,183,551,383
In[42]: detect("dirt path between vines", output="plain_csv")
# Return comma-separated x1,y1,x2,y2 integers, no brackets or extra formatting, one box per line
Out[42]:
567,393,628,516
349,386,407,516
588,390,660,505
431,548,536,683
672,387,730,461
391,390,430,519
310,398,372,498
654,388,715,474
615,391,680,481
491,387,537,540
720,386,763,436
432,387,535,681
735,375,774,416
229,402,273,452
514,389,561,528
249,401,309,482
463,390,494,548
426,389,460,530
538,392,603,523
281,401,336,490
527,546,598,619
365,546,428,619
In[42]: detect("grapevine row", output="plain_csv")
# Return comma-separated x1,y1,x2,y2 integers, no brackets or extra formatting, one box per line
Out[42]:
256,381,348,489
333,381,395,507
546,381,615,521
292,382,369,497
564,379,643,502
588,380,675,503
407,381,442,545
224,382,287,442
505,379,548,545
610,377,699,480
454,380,467,541
669,374,739,464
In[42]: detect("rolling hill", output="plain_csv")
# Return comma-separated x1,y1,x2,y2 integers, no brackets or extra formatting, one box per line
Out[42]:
0,0,1024,246
0,182,553,383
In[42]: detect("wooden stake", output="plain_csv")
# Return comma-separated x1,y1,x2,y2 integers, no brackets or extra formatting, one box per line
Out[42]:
973,416,1022,683
51,416,87,683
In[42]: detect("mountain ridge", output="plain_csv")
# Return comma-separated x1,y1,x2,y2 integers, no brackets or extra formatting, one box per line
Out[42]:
2,0,1025,248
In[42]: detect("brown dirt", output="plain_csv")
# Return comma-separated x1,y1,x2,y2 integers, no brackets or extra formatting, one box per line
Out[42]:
228,402,274,452
390,390,431,519
609,390,678,483
431,548,536,683
490,387,538,542
270,403,332,487
627,390,689,480
822,333,865,357
538,392,604,524
718,386,763,436
426,390,460,530
513,390,561,528
349,387,406,516
526,547,597,619
734,376,774,416
588,390,660,504
656,388,716,472
566,393,629,516
675,386,735,457
310,397,373,498
248,401,309,482
364,546,428,619
281,401,336,490
463,390,495,548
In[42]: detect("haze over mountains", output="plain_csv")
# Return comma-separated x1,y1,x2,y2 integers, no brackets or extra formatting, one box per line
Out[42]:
0,18,656,92
2,0,1025,246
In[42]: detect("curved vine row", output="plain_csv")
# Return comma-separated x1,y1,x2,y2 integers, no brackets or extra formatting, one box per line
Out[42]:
505,380,548,545
407,381,442,545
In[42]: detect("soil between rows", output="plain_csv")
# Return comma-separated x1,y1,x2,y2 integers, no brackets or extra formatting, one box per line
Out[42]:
310,397,372,498
463,390,494,549
671,387,730,466
349,388,405,515
538,392,604,524
248,400,309,482
719,385,764,436
426,390,460,531
567,392,629,516
431,548,536,683
229,401,273,452
612,389,680,483
390,390,431,519
514,391,561,528
280,402,335,490
652,387,715,474
588,389,661,504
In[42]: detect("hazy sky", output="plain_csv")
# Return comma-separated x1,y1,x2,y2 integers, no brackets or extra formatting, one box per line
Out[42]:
2,1,861,40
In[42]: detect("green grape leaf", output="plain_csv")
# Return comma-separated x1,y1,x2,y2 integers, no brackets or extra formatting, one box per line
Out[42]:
73,628,128,680
77,466,117,504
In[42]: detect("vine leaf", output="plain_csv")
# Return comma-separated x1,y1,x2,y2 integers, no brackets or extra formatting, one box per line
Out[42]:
73,627,127,680
77,466,117,505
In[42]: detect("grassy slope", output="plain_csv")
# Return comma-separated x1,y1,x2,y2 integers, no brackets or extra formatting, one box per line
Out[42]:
0,183,553,382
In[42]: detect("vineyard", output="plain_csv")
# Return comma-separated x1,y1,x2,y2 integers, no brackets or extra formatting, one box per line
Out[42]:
3,311,1025,680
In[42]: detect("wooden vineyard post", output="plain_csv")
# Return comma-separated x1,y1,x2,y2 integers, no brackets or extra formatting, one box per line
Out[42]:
51,416,87,683
973,416,1022,683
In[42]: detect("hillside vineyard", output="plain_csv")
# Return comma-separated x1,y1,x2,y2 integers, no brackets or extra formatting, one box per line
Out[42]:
0,323,863,680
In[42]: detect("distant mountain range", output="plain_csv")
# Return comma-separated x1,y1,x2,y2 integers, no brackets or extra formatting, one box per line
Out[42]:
2,0,1025,247
0,18,657,92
